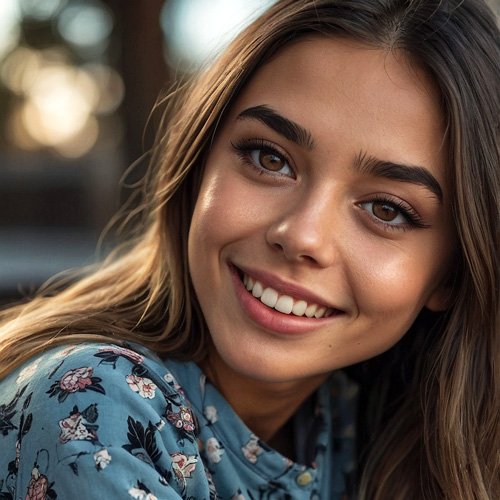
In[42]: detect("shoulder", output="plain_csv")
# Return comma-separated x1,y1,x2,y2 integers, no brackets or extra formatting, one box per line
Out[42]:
0,343,211,499
5,342,182,403
2,341,197,439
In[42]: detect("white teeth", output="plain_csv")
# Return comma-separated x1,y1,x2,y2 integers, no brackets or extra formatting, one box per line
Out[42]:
242,273,331,319
275,295,294,314
314,306,326,318
304,304,317,318
246,276,254,291
252,281,263,298
261,288,278,308
292,300,308,316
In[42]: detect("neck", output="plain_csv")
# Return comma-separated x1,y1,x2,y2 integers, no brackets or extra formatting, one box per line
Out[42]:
200,350,327,445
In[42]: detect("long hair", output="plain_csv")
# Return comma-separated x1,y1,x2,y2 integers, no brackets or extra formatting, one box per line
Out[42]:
0,1,498,498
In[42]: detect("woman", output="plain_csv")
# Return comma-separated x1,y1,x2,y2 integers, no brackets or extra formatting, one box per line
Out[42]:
0,0,498,499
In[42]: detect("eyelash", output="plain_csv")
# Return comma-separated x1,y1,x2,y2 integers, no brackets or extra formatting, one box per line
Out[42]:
231,139,295,178
358,195,429,231
231,139,428,232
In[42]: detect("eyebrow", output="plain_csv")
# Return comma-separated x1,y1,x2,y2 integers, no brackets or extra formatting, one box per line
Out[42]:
236,106,443,203
354,152,443,203
236,105,314,149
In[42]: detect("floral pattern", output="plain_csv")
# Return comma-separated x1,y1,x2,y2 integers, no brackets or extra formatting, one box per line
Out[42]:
204,405,218,424
0,385,28,437
126,375,157,399
26,469,46,500
0,343,357,499
164,372,186,398
171,452,198,490
47,367,105,402
205,437,225,464
241,434,264,464
128,482,158,500
58,404,99,443
95,345,144,366
60,367,93,392
24,460,57,500
94,449,112,470
166,405,196,432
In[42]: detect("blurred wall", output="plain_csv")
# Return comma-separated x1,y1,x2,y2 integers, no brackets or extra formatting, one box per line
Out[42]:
0,0,169,303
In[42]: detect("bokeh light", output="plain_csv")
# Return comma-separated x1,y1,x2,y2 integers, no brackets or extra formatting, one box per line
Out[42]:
0,0,21,60
82,63,125,115
161,0,276,70
0,0,122,158
57,0,113,56
19,0,66,21
20,64,98,151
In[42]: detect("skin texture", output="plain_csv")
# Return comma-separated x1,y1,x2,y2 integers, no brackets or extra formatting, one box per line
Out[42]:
188,37,455,442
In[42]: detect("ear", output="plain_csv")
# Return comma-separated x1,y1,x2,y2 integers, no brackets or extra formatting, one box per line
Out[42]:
425,284,452,312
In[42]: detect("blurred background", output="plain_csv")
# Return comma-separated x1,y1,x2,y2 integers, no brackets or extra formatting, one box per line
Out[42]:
0,0,276,304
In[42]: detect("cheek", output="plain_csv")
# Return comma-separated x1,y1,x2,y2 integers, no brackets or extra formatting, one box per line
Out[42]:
189,176,234,249
188,171,251,284
349,236,449,325
189,168,272,250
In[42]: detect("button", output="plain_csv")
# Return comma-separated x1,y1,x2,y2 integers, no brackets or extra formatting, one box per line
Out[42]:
296,471,313,486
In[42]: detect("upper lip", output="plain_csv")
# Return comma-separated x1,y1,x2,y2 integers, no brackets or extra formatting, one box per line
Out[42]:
232,263,343,312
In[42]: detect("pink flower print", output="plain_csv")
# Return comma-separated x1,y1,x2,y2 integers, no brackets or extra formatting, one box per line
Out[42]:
205,437,224,464
166,406,196,433
171,452,198,487
58,410,97,443
98,346,144,364
47,367,104,402
241,434,263,464
126,375,157,399
26,468,47,500
59,367,93,393
179,407,195,432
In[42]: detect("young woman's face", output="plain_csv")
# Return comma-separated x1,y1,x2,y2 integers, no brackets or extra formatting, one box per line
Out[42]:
188,37,455,384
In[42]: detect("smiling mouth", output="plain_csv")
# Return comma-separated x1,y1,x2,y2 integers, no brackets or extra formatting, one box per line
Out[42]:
241,272,334,319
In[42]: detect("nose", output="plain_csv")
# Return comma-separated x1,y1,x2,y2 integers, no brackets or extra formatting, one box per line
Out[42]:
266,192,338,267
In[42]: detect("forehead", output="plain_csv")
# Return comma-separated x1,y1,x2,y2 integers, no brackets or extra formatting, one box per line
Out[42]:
238,36,442,119
226,36,448,189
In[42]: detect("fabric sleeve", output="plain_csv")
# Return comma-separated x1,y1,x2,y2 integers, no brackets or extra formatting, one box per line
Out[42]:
9,344,211,500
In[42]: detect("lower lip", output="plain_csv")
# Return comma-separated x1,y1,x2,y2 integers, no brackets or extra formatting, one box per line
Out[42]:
230,264,341,335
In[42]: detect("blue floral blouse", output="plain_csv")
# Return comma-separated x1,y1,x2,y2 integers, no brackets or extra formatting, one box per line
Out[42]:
0,343,357,499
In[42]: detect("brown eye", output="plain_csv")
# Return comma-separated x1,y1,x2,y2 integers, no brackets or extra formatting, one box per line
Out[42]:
359,198,423,229
259,150,285,171
243,146,294,177
372,201,399,221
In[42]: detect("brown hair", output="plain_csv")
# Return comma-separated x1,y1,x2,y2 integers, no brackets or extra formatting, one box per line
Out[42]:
1,1,498,498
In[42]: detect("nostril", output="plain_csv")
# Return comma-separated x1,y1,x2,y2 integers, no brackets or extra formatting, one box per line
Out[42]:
300,254,316,264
